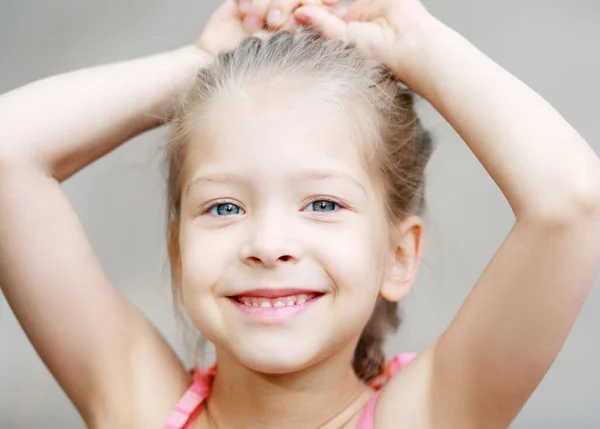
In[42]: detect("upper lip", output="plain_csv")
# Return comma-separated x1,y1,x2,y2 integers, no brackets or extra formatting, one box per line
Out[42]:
230,288,324,298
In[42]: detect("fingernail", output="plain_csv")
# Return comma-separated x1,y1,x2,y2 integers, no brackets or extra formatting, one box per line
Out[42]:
267,9,282,26
239,0,250,13
281,19,296,33
243,15,264,32
294,11,310,25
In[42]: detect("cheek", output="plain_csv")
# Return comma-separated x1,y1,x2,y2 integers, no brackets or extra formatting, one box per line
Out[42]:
180,219,239,276
319,217,388,299
177,221,239,319
321,221,388,347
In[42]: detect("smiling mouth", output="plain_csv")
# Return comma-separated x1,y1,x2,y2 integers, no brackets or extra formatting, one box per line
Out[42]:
227,289,325,321
230,292,322,308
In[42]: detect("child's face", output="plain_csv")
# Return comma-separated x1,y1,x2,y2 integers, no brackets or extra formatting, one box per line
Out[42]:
178,85,392,374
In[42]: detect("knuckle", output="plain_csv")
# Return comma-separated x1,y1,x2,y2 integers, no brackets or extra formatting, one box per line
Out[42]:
248,0,270,15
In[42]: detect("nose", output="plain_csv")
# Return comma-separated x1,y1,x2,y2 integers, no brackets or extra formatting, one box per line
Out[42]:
239,212,303,268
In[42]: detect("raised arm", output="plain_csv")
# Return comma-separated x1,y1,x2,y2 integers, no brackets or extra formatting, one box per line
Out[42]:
0,2,251,425
293,2,600,427
401,16,600,427
0,46,209,426
0,46,208,179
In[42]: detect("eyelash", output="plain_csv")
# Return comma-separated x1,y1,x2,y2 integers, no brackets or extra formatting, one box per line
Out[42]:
199,196,348,216
304,196,346,212
200,199,243,216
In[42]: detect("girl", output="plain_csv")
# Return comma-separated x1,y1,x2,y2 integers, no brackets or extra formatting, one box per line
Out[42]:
1,0,599,428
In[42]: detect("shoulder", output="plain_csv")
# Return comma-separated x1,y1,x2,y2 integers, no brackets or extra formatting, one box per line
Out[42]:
368,353,419,390
374,346,488,429
371,349,437,429
90,339,192,429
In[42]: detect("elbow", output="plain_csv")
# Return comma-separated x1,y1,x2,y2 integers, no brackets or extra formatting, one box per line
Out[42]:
0,144,43,180
562,170,600,220
0,137,53,179
524,175,600,227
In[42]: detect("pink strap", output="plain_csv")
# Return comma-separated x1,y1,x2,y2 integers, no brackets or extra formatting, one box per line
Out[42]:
163,366,215,429
356,353,418,429
357,390,383,429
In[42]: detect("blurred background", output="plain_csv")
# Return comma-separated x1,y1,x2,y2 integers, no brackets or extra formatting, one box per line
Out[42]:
1,0,599,427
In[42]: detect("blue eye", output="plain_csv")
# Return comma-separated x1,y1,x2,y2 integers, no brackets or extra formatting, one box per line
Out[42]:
209,203,245,216
307,200,339,212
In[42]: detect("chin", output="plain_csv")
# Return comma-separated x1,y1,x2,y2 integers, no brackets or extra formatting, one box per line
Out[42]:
231,335,325,375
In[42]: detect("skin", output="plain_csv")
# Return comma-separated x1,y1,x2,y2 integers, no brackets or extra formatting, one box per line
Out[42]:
1,1,599,428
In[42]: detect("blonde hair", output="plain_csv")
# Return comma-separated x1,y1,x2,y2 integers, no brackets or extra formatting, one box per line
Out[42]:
165,31,433,383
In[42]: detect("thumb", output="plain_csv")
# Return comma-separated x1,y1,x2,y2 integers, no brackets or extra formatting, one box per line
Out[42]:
293,6,348,42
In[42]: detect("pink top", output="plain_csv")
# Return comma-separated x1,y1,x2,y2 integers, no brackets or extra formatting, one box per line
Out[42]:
164,353,417,429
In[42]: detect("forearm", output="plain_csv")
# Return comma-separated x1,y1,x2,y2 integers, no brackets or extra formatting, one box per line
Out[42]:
0,45,211,181
400,19,600,220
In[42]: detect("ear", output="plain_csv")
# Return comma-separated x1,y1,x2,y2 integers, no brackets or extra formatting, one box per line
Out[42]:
380,215,425,302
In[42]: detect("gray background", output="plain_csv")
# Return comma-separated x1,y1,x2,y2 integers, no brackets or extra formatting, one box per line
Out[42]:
1,0,599,427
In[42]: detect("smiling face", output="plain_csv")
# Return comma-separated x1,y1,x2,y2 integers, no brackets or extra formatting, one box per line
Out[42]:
176,83,394,374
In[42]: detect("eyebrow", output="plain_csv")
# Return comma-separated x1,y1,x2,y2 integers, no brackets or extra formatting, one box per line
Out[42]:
186,169,367,196
292,170,368,195
186,173,243,196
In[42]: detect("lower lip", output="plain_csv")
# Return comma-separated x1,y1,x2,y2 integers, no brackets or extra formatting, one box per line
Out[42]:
228,295,324,323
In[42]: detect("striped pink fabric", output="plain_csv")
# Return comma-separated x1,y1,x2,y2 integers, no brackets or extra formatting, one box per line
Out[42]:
357,390,383,428
164,353,417,429
164,365,216,429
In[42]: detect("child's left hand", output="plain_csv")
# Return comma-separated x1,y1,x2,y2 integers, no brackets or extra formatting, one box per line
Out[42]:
289,0,438,82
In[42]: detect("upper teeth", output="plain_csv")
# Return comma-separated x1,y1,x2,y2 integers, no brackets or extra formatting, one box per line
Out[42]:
239,294,314,308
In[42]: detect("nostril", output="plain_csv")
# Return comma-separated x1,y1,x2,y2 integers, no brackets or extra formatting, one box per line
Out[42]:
247,256,261,265
243,254,295,266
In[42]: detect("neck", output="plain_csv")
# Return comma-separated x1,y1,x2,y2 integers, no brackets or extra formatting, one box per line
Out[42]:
206,346,372,429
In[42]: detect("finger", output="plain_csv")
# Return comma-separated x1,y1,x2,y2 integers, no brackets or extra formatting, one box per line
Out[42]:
293,6,348,42
245,0,270,31
344,0,384,22
329,3,349,19
344,20,381,53
247,0,271,18
280,19,298,33
294,6,382,58
344,2,364,22
268,0,338,28
267,0,294,28
237,0,251,14
243,14,266,32
252,29,271,40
